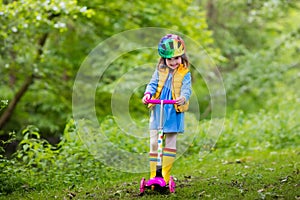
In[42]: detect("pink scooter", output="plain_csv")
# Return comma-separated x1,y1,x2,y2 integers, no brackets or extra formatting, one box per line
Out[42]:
140,99,176,194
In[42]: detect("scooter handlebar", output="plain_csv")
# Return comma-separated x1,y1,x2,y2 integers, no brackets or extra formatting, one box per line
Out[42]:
146,99,177,104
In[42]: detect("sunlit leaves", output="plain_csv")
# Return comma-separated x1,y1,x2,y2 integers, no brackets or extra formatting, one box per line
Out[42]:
0,100,8,111
0,0,96,135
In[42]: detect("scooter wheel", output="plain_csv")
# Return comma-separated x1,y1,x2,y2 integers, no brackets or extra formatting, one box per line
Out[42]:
140,178,146,194
169,176,176,193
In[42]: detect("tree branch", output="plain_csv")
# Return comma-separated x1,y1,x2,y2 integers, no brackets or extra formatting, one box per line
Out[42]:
0,32,49,129
0,75,34,129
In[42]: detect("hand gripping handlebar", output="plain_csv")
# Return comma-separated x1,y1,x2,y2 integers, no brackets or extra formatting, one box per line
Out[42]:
146,99,177,104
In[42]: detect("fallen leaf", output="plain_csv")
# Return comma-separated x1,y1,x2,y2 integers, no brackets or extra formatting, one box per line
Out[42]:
198,190,206,197
67,192,76,199
265,168,275,171
280,175,291,184
257,189,264,193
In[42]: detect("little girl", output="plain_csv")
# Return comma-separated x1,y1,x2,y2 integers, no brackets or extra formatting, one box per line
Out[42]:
142,34,192,183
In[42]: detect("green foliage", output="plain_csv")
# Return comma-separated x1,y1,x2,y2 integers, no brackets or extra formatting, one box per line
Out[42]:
224,52,299,113
0,100,8,111
0,120,102,194
0,159,25,195
1,91,299,196
0,1,300,198
15,125,58,170
1,121,299,198
0,0,218,137
0,0,96,136
203,0,300,113
0,132,23,195
100,115,148,154
1,0,299,136
181,88,300,158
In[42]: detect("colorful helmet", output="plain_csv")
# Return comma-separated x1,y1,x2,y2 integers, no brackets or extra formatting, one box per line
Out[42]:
158,34,185,58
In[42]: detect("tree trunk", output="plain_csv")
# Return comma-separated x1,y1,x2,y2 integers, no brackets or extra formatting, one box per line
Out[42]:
0,75,34,129
206,0,215,21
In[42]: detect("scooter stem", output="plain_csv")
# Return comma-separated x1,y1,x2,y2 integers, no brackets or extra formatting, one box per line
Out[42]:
157,100,164,169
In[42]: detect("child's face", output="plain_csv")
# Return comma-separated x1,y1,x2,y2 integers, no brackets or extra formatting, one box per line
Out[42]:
165,56,182,70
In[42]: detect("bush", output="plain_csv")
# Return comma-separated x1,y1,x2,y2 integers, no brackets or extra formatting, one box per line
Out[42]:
0,120,107,195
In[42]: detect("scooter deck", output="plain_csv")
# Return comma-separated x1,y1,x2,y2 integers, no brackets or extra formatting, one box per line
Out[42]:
145,177,166,188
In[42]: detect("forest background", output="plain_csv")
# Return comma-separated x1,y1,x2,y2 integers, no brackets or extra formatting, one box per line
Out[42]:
0,0,299,199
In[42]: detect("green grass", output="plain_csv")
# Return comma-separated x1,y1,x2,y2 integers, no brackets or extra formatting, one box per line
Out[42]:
2,147,298,200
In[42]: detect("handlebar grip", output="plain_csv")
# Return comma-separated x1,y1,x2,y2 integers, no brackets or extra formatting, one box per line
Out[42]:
146,99,177,104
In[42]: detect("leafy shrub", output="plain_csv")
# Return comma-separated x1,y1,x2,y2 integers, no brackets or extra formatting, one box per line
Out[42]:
0,159,26,195
0,132,25,195
182,90,300,158
15,125,58,170
0,100,8,111
208,93,300,156
0,120,107,195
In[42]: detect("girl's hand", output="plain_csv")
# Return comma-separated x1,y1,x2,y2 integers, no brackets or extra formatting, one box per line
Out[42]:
176,96,186,105
142,93,151,104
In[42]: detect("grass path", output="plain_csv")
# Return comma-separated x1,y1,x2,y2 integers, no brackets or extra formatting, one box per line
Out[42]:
3,148,299,200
